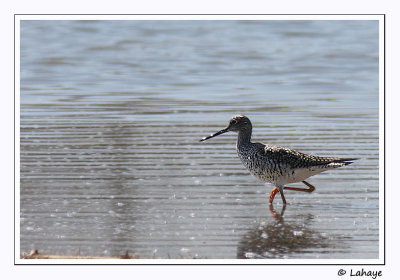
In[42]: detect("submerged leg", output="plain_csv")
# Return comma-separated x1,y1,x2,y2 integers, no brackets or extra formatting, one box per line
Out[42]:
277,186,287,204
269,204,287,219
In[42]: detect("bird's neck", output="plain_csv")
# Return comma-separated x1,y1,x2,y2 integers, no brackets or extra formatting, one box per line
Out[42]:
237,128,252,147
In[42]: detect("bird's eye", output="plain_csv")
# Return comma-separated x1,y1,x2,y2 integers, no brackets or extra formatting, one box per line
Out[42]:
231,119,238,125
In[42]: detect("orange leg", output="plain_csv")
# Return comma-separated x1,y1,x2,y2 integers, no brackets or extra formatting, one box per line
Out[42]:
269,187,279,203
283,181,316,193
269,187,287,204
269,181,316,204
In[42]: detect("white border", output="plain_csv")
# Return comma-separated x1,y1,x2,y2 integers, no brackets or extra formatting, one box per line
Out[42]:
16,14,382,21
378,17,385,263
15,14,385,265
15,17,21,264
15,257,384,265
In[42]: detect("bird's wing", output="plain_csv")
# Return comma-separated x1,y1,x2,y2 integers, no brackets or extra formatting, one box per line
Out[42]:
257,144,356,169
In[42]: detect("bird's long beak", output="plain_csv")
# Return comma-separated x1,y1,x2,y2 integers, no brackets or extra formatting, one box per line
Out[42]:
199,127,229,142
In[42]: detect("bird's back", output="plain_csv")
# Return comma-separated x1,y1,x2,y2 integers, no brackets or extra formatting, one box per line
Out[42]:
237,142,355,185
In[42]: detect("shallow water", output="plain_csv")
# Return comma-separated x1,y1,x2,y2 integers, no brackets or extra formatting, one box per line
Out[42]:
20,20,379,259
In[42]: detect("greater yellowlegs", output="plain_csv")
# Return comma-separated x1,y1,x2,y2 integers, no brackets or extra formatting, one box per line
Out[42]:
200,115,357,204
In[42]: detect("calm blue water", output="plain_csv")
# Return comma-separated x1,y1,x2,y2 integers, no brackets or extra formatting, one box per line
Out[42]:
20,20,379,259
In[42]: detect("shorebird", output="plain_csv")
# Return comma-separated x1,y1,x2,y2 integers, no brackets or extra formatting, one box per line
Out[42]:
199,115,357,204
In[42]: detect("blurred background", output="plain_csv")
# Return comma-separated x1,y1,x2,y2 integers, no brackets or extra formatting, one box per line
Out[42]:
20,20,379,259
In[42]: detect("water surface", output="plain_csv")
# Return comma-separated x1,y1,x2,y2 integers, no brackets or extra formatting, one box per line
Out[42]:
20,20,379,259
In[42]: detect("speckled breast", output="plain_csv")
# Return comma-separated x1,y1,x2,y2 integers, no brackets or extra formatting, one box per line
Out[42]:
236,143,282,184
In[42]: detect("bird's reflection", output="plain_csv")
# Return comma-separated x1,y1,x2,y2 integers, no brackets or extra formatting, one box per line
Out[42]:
268,204,286,220
237,204,332,259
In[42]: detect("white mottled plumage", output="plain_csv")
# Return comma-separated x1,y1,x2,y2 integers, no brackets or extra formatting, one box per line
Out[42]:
200,115,357,204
